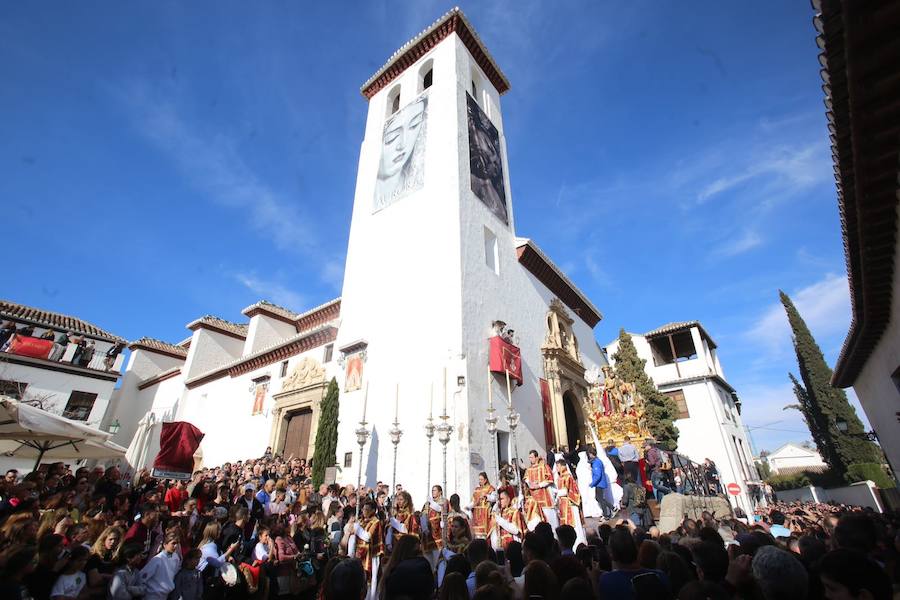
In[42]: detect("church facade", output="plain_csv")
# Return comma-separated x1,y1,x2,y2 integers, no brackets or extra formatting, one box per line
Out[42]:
112,9,609,502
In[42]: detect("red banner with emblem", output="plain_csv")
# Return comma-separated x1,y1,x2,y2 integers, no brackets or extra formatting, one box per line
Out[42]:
153,421,205,480
489,336,522,385
540,378,555,447
7,335,53,360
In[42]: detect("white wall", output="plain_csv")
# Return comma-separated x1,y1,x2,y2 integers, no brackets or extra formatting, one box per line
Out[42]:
852,205,900,473
244,315,297,356
183,329,244,381
767,444,827,474
334,32,607,505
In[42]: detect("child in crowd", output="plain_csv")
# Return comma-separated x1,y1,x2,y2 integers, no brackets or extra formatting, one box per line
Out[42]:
170,548,203,600
109,544,147,600
50,546,91,600
139,531,181,600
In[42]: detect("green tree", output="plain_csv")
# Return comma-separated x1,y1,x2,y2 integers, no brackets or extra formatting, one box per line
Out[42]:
780,291,879,478
311,378,340,488
611,329,680,450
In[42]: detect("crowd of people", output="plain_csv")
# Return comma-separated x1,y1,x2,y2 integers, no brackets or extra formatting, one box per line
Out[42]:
0,320,124,372
0,447,896,600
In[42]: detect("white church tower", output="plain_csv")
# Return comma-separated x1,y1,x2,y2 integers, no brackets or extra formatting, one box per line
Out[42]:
334,8,607,503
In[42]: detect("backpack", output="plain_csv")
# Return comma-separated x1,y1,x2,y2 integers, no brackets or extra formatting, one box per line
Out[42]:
632,484,647,507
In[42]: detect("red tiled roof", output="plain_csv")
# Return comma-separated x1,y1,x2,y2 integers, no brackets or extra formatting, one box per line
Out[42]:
0,299,124,342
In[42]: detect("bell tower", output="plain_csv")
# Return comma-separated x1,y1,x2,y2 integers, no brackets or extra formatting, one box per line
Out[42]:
335,9,548,502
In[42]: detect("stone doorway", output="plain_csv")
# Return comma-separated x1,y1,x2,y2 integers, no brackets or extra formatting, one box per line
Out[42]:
282,409,313,460
269,357,328,462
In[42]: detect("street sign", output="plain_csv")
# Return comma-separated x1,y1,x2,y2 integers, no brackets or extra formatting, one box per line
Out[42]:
727,482,741,496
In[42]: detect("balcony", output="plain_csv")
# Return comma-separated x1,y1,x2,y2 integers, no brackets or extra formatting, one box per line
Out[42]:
1,334,125,378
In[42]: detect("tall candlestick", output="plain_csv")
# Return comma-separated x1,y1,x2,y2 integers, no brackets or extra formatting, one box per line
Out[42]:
362,381,368,422
394,383,399,421
442,367,447,416
505,369,512,409
488,371,493,409
429,382,433,418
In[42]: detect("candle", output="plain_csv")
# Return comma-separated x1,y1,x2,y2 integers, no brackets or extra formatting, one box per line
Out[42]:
488,371,493,409
505,370,512,409
395,383,399,421
429,383,433,418
443,367,448,416
362,381,368,422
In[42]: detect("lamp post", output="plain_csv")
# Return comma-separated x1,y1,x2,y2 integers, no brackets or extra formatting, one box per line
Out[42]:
506,403,523,497
425,383,435,502
108,419,121,435
835,417,878,441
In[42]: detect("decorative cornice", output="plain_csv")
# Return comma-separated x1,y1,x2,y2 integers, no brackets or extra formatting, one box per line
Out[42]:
360,7,510,99
657,372,735,395
296,299,341,332
137,367,182,390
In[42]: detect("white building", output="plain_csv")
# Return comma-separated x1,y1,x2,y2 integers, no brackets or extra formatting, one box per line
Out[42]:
0,300,126,470
763,443,827,476
109,300,341,471
818,2,900,475
116,8,611,503
604,321,759,514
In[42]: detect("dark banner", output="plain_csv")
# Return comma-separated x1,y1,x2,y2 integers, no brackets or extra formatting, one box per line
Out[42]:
153,421,204,480
489,336,522,384
467,93,508,224
540,378,555,448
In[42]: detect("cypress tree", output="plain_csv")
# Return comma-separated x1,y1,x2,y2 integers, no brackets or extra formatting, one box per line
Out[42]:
611,329,680,450
786,372,834,467
780,291,879,478
311,377,340,488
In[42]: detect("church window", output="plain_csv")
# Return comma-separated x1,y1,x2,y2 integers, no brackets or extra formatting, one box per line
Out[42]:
387,85,401,117
280,361,289,378
664,389,689,419
419,59,434,92
324,344,334,363
423,68,433,89
62,391,97,421
344,452,352,468
484,227,499,275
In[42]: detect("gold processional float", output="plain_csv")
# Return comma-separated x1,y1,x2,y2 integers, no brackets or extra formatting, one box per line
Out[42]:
582,365,654,452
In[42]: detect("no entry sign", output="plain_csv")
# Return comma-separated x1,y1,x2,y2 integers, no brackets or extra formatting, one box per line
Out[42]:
727,483,741,496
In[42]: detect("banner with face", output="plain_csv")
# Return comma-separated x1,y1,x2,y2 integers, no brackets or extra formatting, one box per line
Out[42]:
373,92,428,212
467,93,508,225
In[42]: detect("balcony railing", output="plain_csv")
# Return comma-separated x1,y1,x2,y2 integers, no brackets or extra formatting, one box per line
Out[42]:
1,334,125,374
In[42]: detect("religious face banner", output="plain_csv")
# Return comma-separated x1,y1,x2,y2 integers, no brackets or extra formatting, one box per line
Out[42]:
374,92,428,212
467,93,508,224
345,354,364,392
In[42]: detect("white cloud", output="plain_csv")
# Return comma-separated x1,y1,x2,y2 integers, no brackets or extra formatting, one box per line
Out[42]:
711,230,762,259
115,82,316,256
233,273,305,310
739,381,811,453
746,272,851,357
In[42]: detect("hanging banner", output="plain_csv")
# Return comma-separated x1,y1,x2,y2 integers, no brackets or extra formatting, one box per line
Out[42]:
489,336,522,385
7,335,53,360
152,421,204,480
539,378,555,448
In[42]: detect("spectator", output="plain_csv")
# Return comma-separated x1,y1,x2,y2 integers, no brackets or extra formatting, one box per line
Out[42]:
597,528,668,600
618,437,640,483
587,447,615,519
49,545,91,600
170,548,202,600
85,526,123,598
819,549,891,600
751,546,808,600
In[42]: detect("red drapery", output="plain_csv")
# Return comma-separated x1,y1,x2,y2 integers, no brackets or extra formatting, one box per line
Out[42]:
488,336,522,385
153,421,204,480
539,378,555,448
7,335,53,360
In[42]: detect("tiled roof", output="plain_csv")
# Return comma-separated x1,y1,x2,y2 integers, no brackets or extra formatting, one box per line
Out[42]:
186,315,249,338
361,7,510,99
0,299,125,342
644,321,717,348
815,0,900,387
241,300,300,321
514,238,602,328
129,337,189,359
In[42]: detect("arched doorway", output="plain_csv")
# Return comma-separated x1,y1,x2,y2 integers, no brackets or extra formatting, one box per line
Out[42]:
562,390,583,452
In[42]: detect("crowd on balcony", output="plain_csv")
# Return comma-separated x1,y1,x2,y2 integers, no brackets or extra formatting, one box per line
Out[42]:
0,321,124,372
0,447,896,600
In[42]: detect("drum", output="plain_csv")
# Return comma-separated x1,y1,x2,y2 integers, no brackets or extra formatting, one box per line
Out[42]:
221,563,239,587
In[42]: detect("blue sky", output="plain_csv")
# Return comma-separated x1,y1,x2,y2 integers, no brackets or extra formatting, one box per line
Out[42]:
1,1,859,453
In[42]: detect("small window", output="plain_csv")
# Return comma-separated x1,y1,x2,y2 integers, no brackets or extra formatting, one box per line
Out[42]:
280,361,289,378
387,85,401,117
344,452,353,468
423,69,433,89
471,80,477,99
0,380,27,400
324,344,334,363
63,391,97,421
484,227,499,275
664,389,689,419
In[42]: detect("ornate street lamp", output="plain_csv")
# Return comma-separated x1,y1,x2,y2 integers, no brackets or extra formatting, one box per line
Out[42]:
506,406,523,494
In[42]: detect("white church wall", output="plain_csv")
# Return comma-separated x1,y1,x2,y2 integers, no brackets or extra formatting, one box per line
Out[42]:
109,350,185,446
183,329,244,381
244,315,297,356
